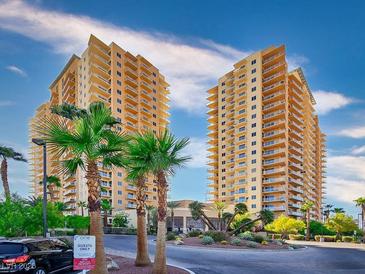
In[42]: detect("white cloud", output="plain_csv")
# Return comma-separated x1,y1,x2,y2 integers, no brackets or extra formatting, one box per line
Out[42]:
326,176,365,205
184,138,208,168
287,54,309,71
0,100,15,107
352,145,365,155
0,0,306,114
338,126,365,139
5,65,27,77
312,90,353,115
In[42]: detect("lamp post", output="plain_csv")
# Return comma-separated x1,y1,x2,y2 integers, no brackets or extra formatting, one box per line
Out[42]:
32,138,48,238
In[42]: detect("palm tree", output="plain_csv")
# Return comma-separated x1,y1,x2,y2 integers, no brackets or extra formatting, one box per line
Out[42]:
167,201,180,232
131,131,190,274
39,175,61,201
146,205,155,233
212,201,227,231
51,103,87,120
333,208,345,214
54,201,68,212
354,197,365,232
225,203,248,232
77,201,88,217
230,209,274,235
39,102,128,274
301,200,314,241
189,201,216,230
101,199,113,228
0,146,27,200
323,204,333,221
26,195,42,206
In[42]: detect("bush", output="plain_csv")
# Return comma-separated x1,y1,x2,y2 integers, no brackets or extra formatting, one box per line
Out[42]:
261,240,268,245
166,232,177,241
126,228,137,235
268,233,282,239
65,215,90,229
220,240,228,245
187,230,202,237
112,212,129,228
238,231,254,241
253,234,266,243
198,234,204,239
289,234,305,241
342,236,353,242
204,230,226,242
201,236,214,245
314,235,336,242
246,241,259,248
230,237,241,246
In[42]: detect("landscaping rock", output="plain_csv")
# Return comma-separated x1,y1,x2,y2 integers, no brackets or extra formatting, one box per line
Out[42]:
174,239,184,245
106,256,120,271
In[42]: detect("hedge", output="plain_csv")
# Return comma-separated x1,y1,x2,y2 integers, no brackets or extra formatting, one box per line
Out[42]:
268,233,282,239
342,236,353,242
289,234,305,240
314,235,336,242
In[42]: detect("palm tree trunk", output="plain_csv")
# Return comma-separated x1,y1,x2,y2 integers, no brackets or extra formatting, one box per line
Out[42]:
86,161,107,274
362,207,365,232
230,217,260,235
135,177,151,266
171,211,175,231
1,159,10,200
152,171,168,274
201,212,216,230
81,207,84,217
147,211,151,233
103,211,108,228
218,212,221,231
225,213,237,232
306,210,310,241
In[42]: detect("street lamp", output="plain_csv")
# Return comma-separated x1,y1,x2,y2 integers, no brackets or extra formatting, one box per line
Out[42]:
32,138,48,238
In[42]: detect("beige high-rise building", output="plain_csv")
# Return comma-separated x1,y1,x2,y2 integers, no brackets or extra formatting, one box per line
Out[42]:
207,45,326,220
29,35,169,220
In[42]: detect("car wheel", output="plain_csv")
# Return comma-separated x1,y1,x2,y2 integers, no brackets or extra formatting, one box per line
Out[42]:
33,267,48,274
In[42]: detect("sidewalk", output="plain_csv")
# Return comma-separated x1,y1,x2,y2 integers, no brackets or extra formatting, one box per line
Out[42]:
287,240,365,249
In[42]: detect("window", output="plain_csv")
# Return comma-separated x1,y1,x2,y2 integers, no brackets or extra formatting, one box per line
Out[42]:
117,190,122,195
117,99,122,104
117,62,121,68
251,68,256,74
239,144,245,150
117,90,122,95
239,118,245,123
251,105,257,110
251,114,256,119
117,52,122,58
222,192,226,196
117,108,121,113
239,136,245,141
251,159,256,164
118,181,122,186
252,132,256,137
239,109,245,114
251,168,256,173
239,127,245,132
252,141,256,146
251,195,256,200
252,177,256,182
252,150,257,155
221,82,226,86
222,106,225,110
251,96,256,101
252,123,256,128
238,188,245,194
251,59,256,65
238,153,246,158
222,97,226,102
117,172,123,177
118,200,122,205
251,204,257,209
251,87,256,92
117,71,122,77
251,186,256,191
117,80,122,86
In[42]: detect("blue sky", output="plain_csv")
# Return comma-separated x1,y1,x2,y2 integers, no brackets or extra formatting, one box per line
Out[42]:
0,0,365,217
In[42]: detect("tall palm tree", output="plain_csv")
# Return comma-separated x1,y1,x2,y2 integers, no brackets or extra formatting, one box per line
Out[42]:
301,200,314,241
0,146,27,200
77,201,88,217
212,201,227,231
39,102,128,274
101,199,113,228
230,209,274,235
225,203,248,232
354,197,365,232
189,201,216,230
323,204,333,221
131,131,190,274
333,208,345,214
39,175,61,201
146,205,155,233
167,201,180,232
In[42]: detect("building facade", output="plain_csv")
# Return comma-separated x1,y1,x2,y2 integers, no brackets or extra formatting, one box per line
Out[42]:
207,45,326,220
29,35,170,219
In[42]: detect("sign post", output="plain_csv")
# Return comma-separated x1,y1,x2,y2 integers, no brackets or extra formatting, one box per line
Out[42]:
73,235,96,272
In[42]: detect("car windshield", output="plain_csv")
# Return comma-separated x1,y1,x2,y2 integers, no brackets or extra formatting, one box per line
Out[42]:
0,243,24,254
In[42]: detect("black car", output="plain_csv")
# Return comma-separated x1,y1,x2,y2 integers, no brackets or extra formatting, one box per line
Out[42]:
0,238,73,274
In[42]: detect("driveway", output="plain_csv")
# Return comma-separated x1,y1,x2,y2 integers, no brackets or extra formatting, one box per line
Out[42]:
104,234,365,274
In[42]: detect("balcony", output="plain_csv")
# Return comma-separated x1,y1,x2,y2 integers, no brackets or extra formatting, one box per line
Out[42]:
288,211,303,217
263,52,285,65
262,187,285,193
263,196,286,202
290,195,304,202
263,100,285,113
264,206,286,211
289,187,303,194
263,119,286,130
288,177,303,186
263,138,286,148
263,157,286,167
262,80,285,93
263,109,285,122
263,177,286,184
289,169,303,179
125,76,138,87
125,85,138,96
263,148,286,157
263,167,286,175
263,129,286,139
263,61,286,75
263,91,286,104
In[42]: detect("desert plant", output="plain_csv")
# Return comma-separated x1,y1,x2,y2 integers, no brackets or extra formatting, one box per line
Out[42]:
230,237,241,246
246,241,258,248
238,231,254,241
265,215,305,239
166,232,177,241
289,234,305,241
204,230,226,242
187,230,202,237
211,201,227,231
354,197,365,232
167,201,180,231
342,236,353,242
201,236,214,245
220,240,228,245
253,234,266,243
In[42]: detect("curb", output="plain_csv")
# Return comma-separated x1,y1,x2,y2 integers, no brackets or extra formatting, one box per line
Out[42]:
105,247,196,274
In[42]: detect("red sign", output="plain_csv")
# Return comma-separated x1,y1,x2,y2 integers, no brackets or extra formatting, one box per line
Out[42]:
74,258,96,270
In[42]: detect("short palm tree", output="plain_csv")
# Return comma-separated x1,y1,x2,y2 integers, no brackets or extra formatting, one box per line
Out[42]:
0,146,27,200
54,201,68,212
131,131,190,274
301,200,314,241
77,201,88,217
167,201,180,231
26,195,42,206
354,197,365,232
212,201,227,231
225,203,248,232
230,209,274,235
39,102,128,274
189,201,216,230
39,175,61,201
101,199,113,228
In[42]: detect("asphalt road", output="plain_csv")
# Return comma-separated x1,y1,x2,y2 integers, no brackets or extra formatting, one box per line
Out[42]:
104,234,365,274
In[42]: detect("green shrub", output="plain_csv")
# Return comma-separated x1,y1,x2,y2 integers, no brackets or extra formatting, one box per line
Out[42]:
126,228,137,235
198,234,204,239
342,236,353,242
230,237,241,246
314,235,336,242
246,241,259,248
204,230,226,242
238,231,254,241
166,232,177,241
253,234,266,243
289,234,305,241
268,233,282,239
220,240,228,245
201,236,214,245
261,240,268,245
187,230,202,237
65,215,90,229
